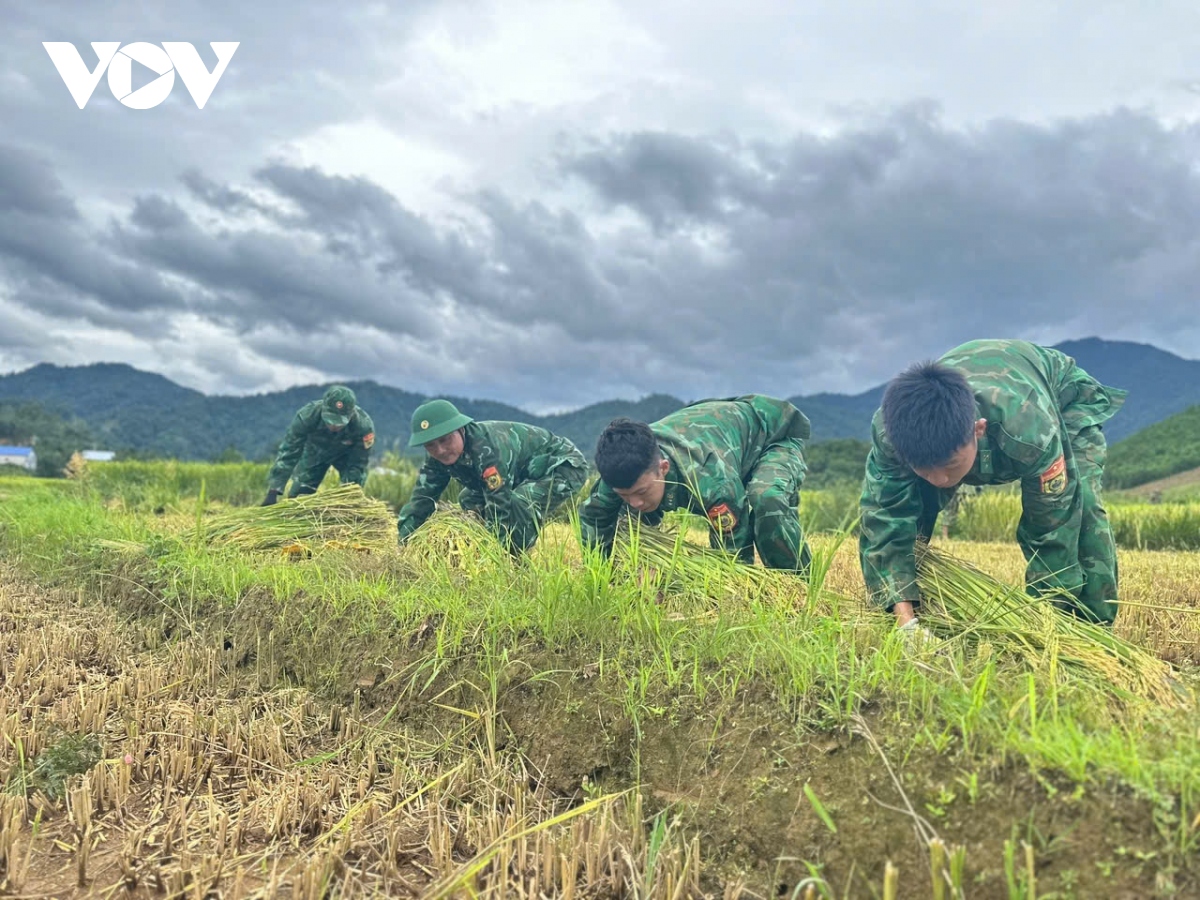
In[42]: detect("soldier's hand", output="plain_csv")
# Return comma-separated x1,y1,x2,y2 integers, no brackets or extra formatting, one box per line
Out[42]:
261,489,280,507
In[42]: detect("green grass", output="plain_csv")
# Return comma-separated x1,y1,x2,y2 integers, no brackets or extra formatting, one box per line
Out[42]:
3,473,1200,892
69,455,456,513
77,459,268,508
0,479,1196,791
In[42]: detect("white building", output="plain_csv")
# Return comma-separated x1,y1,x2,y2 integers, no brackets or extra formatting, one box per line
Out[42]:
0,447,37,471
82,450,116,462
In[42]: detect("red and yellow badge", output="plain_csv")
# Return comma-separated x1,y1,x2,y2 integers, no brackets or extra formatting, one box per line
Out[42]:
363,432,375,449
483,465,504,491
1039,454,1067,494
707,502,737,533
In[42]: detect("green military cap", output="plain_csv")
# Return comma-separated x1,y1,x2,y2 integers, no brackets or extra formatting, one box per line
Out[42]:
409,399,473,448
322,385,357,427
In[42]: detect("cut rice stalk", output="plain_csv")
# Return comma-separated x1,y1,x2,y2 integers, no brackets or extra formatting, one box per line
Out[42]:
916,545,1189,708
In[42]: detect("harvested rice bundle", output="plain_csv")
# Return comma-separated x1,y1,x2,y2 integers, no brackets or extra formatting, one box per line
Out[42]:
609,516,844,613
916,545,1188,708
196,484,394,552
399,507,512,575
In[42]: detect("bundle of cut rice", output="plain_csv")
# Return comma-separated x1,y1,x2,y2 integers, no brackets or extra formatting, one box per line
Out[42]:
398,506,512,575
916,545,1188,708
195,484,394,552
608,515,842,613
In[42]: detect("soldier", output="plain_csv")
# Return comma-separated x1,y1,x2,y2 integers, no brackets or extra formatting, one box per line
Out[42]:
397,399,588,554
262,386,375,505
859,339,1126,630
578,395,813,573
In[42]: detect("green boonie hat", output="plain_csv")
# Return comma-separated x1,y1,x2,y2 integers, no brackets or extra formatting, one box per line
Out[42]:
409,399,473,448
322,385,357,427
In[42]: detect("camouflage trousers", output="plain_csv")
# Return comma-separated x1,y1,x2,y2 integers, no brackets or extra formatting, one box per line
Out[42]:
916,425,1117,625
460,461,589,555
712,440,813,574
286,449,364,497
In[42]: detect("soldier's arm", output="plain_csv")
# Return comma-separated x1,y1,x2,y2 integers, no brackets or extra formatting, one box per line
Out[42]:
577,479,626,556
1017,435,1085,599
397,459,452,542
341,416,375,487
267,409,312,492
858,430,925,616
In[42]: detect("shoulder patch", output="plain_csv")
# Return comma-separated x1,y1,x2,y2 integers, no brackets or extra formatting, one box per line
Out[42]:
707,502,737,532
363,432,375,449
1039,454,1067,494
483,465,504,491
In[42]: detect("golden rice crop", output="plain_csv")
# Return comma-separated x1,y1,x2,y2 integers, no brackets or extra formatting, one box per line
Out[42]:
956,491,1200,550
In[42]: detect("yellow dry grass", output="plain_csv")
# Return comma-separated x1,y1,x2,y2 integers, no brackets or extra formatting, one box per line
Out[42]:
0,568,704,899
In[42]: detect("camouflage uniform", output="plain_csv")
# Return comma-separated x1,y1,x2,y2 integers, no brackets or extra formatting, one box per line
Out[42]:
267,399,375,497
859,340,1127,624
578,395,813,572
397,421,588,553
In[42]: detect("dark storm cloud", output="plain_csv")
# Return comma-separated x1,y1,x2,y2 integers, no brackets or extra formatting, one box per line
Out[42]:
3,103,1200,406
0,143,186,328
554,105,1200,384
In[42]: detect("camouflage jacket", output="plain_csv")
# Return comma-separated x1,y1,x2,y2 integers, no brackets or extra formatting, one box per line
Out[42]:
578,394,811,553
397,421,586,540
859,340,1127,610
267,401,375,491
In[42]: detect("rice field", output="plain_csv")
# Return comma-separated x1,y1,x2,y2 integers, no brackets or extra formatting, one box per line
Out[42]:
67,458,1200,551
2,468,1200,897
954,489,1200,551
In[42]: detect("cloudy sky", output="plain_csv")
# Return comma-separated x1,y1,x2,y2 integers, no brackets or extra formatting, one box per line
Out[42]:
3,2,1200,412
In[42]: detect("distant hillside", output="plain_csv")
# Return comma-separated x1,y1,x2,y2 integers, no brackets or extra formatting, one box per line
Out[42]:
0,337,1195,460
1107,405,1200,489
0,363,551,461
0,363,692,461
1121,466,1200,499
1052,338,1200,441
787,389,883,441
540,395,688,456
0,399,94,477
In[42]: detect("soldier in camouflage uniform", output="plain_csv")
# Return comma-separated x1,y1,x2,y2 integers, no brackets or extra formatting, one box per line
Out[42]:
263,386,375,504
859,339,1126,627
578,395,813,573
397,399,588,554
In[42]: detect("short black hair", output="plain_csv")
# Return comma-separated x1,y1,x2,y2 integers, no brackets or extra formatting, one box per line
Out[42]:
594,418,662,489
882,361,976,468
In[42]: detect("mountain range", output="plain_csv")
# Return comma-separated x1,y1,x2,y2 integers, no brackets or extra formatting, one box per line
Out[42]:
0,337,1195,461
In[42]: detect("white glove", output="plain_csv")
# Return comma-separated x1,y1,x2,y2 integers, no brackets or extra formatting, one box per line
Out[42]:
898,616,938,648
